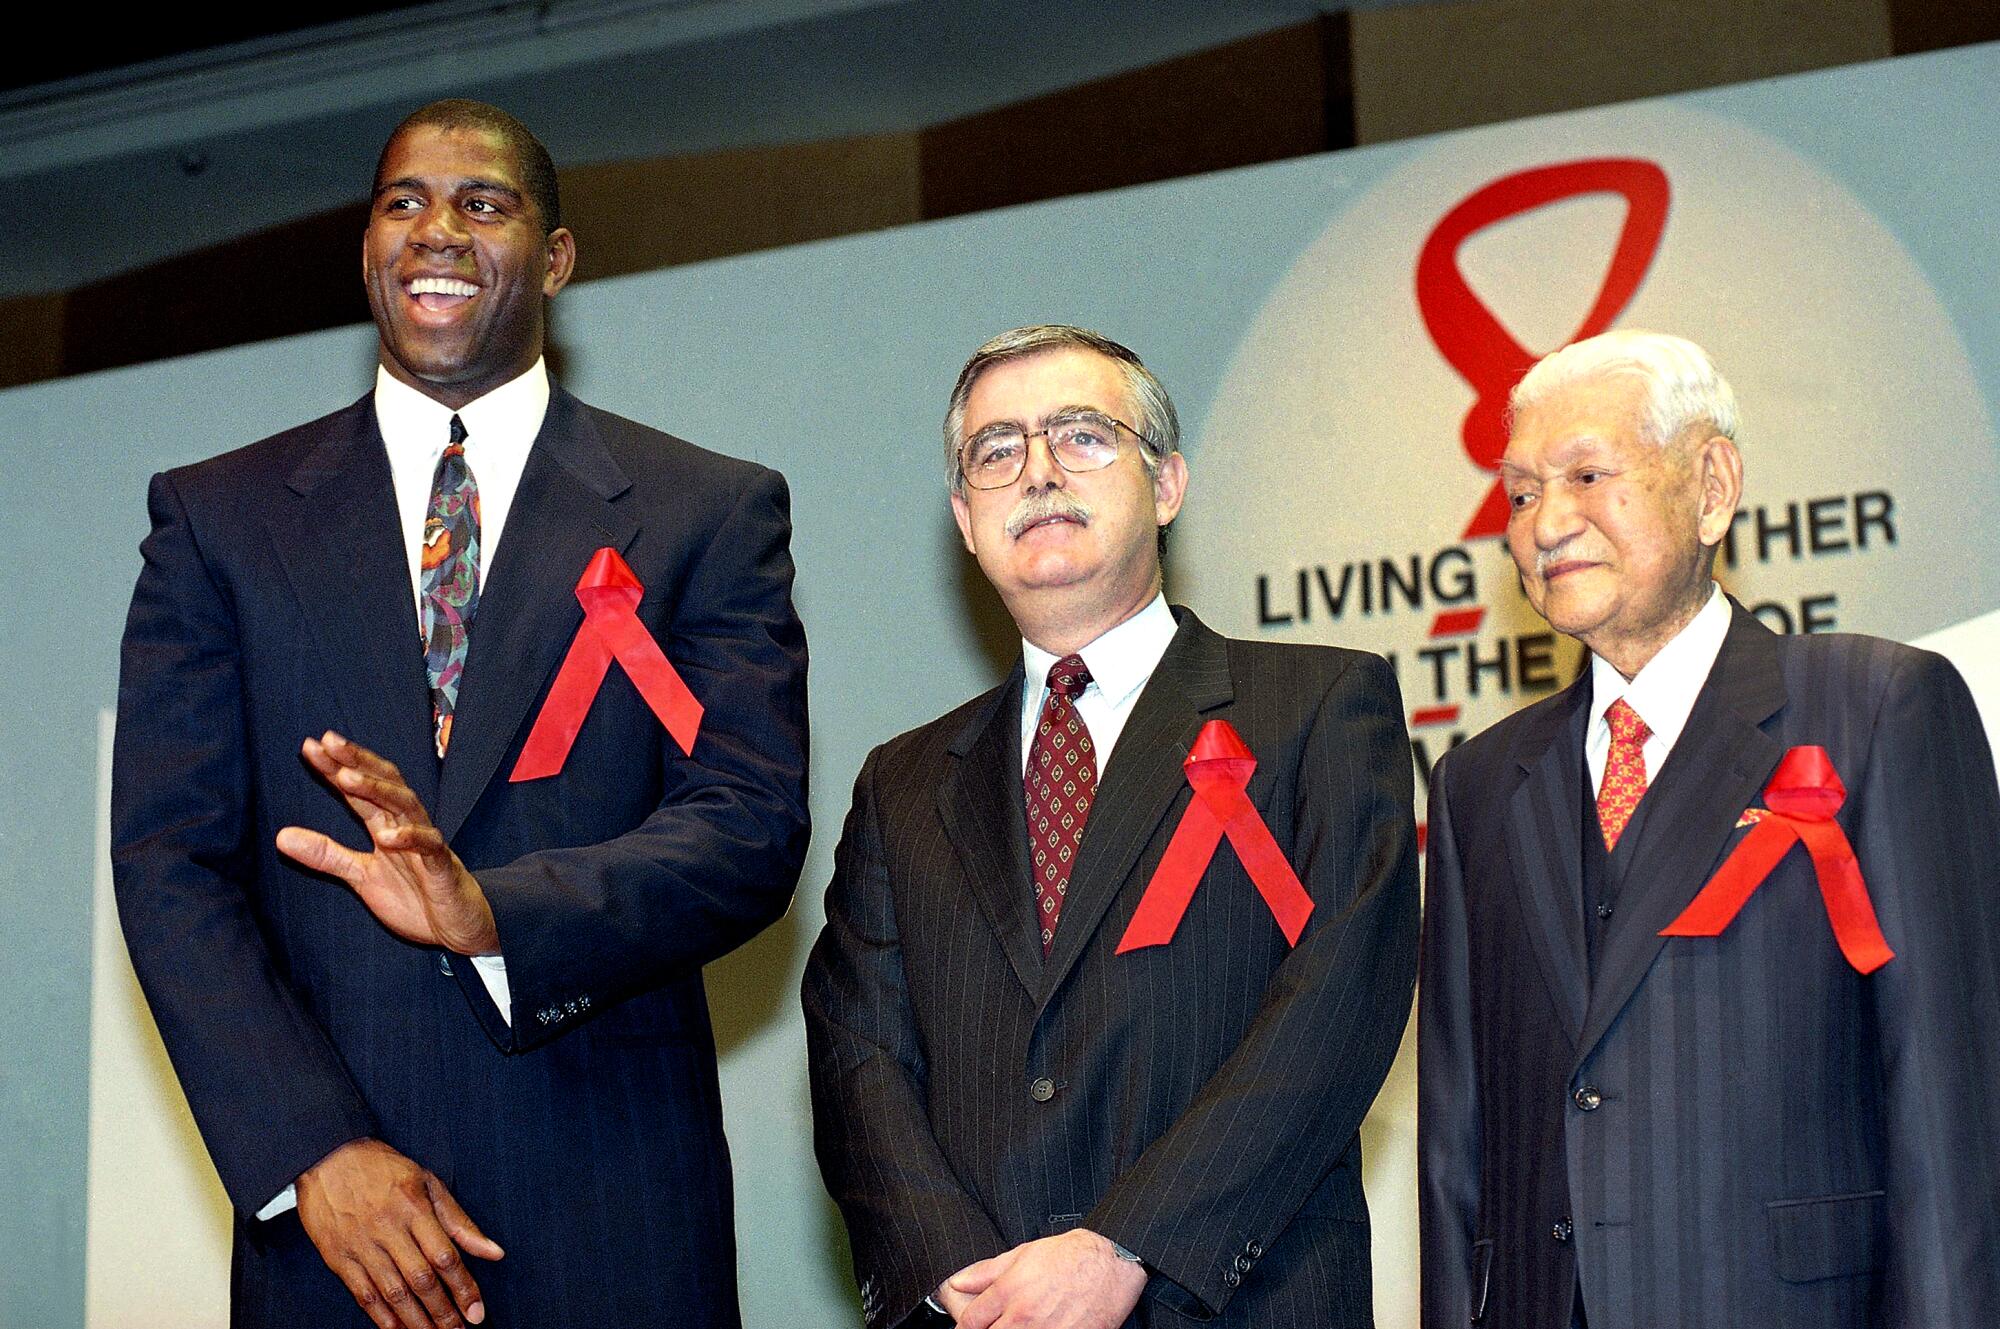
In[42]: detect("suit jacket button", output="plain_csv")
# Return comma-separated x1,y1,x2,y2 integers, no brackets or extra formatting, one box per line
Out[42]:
1573,1085,1603,1111
1222,1268,1241,1288
1233,1254,1252,1273
437,953,454,976
1245,1240,1263,1259
1552,1217,1573,1242
1029,1076,1056,1103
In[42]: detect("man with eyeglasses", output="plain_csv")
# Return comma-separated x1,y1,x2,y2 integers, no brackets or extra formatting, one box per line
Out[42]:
803,325,1419,1329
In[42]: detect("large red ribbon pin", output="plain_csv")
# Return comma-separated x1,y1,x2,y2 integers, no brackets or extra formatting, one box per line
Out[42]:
1660,746,1893,974
1116,720,1315,953
510,548,702,781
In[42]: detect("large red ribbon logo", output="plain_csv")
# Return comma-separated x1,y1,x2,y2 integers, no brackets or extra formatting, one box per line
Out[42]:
510,548,703,781
1416,158,1671,539
1116,720,1315,953
1660,746,1894,974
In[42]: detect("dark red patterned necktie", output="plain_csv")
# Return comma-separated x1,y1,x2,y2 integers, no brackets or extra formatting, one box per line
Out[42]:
1597,697,1651,850
1026,654,1096,956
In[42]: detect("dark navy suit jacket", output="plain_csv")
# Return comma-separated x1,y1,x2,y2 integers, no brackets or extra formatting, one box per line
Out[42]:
111,388,809,1327
1420,603,2000,1328
804,609,1419,1328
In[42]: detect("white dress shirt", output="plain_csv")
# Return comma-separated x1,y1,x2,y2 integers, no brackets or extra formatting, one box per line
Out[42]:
255,363,548,1221
376,359,548,606
377,359,551,1028
1020,593,1179,778
1586,583,1731,793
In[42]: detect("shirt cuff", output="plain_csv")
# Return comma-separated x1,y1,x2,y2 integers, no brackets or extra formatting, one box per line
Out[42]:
470,954,512,1026
256,1185,297,1221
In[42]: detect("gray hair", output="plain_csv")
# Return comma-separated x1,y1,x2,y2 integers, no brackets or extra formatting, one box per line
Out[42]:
942,325,1181,494
1509,329,1740,448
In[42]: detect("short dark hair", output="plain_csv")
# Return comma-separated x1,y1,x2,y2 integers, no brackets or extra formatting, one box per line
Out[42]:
375,100,562,233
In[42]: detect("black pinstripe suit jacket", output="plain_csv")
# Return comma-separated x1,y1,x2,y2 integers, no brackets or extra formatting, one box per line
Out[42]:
804,607,1419,1328
1419,602,2000,1328
111,390,810,1327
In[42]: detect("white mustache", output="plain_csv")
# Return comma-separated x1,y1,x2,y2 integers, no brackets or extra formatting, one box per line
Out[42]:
1006,490,1092,539
1536,545,1579,576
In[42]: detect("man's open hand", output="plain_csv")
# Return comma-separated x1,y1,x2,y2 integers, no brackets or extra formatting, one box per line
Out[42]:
945,1229,1147,1328
276,731,499,955
297,1138,503,1329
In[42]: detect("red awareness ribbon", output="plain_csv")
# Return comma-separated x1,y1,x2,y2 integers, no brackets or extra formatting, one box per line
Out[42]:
509,547,702,781
1659,746,1893,975
1115,720,1315,953
1415,158,1671,539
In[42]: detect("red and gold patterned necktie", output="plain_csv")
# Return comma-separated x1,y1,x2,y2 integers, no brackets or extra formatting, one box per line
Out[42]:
421,414,481,758
1597,697,1651,851
1025,655,1096,956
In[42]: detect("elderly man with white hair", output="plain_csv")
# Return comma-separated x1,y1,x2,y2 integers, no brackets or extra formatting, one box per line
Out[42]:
1417,330,2000,1329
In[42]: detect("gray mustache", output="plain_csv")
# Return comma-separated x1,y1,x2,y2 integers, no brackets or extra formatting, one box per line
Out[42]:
1006,491,1093,539
1536,545,1577,576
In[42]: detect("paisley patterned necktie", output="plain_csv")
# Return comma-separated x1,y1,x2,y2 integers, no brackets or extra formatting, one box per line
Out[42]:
1596,697,1651,850
1025,655,1097,955
421,414,480,758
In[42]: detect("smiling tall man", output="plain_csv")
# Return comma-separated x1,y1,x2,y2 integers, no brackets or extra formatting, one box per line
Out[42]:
803,325,1418,1329
111,101,809,1329
1418,331,2000,1328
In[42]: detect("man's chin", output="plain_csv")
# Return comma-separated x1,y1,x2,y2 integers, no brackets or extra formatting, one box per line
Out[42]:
1536,590,1606,641
995,555,1099,598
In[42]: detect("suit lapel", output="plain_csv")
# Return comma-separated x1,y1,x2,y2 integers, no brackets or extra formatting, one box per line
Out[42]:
937,665,1044,996
1038,608,1232,1005
271,395,439,810
1503,674,1593,1048
434,390,636,841
1575,605,1788,1061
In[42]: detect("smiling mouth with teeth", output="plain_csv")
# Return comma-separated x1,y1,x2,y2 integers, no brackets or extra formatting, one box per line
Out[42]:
408,276,480,309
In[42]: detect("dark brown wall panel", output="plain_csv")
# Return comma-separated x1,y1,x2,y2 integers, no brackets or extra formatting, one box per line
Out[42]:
918,21,1340,221
63,204,371,377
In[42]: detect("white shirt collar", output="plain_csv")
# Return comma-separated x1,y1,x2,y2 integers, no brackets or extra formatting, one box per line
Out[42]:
1588,582,1731,756
374,358,551,605
372,357,550,460
1022,593,1177,709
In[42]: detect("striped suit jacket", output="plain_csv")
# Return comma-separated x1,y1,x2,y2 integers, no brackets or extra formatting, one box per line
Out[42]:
1419,602,2000,1328
112,391,810,1327
804,607,1419,1328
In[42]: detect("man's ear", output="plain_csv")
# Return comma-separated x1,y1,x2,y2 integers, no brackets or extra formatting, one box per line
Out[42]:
950,490,978,555
1695,433,1743,548
543,227,577,297
1152,451,1188,528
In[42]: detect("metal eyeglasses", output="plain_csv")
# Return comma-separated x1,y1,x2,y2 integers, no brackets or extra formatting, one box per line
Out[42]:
958,410,1150,490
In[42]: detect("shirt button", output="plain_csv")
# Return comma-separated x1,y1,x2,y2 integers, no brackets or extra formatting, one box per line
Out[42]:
1573,1085,1603,1111
1029,1077,1056,1103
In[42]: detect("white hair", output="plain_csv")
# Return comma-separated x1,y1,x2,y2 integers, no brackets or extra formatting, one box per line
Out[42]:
1509,330,1739,447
